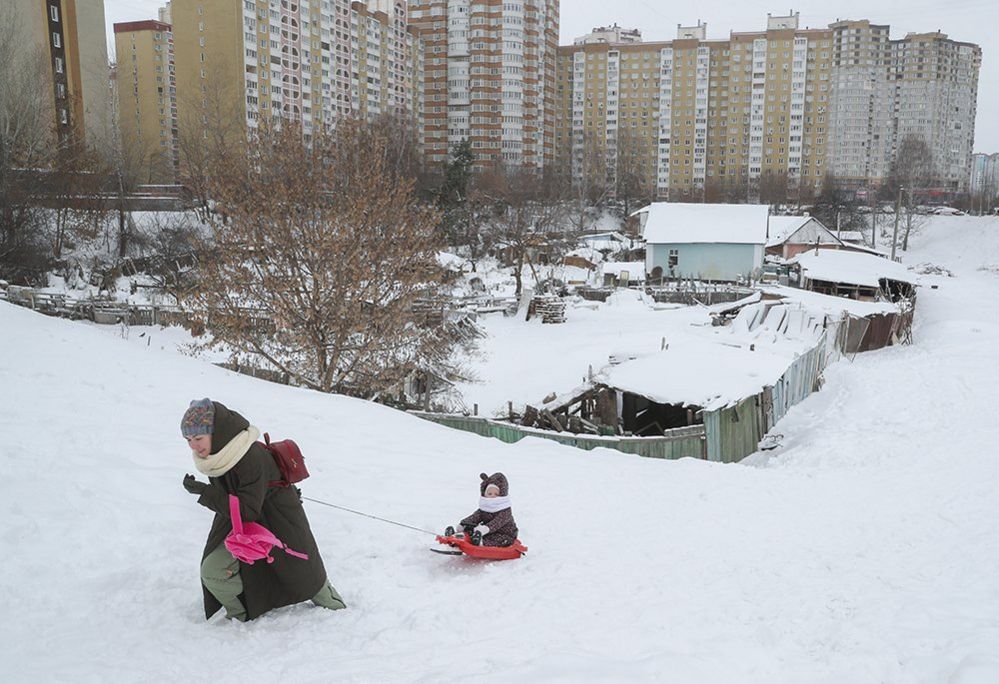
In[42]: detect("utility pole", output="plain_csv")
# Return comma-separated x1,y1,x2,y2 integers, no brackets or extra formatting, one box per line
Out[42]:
891,186,903,261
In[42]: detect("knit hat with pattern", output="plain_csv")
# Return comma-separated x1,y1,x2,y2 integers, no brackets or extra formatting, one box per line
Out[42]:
181,398,215,438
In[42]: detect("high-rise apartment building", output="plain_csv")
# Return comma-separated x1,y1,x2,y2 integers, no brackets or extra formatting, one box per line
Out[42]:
171,0,423,150
828,24,980,193
114,20,178,182
970,152,999,204
888,31,980,193
556,13,833,201
8,0,112,149
556,13,981,201
826,20,894,186
408,0,560,170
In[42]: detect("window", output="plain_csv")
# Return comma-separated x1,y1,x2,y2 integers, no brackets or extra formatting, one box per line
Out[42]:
50,6,59,22
668,249,679,269
52,32,61,48
55,57,63,74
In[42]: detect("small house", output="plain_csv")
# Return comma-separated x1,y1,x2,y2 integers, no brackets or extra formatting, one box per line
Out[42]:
635,203,769,282
790,249,917,301
766,215,844,260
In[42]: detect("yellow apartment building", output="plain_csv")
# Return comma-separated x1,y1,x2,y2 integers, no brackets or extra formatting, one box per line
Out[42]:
114,20,178,182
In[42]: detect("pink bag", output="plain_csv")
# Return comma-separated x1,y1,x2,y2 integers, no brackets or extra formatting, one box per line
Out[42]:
224,494,309,565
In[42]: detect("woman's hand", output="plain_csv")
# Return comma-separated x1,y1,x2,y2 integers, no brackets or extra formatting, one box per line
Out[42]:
183,474,208,496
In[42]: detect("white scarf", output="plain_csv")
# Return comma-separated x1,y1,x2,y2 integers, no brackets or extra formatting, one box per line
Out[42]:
478,495,511,513
193,426,261,478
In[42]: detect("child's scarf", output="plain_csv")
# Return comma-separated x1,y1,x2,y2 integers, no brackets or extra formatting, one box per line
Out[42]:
478,495,511,513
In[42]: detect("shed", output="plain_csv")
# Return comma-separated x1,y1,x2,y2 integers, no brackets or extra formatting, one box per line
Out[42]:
600,261,645,287
635,203,769,282
790,249,917,301
834,230,866,245
766,215,844,260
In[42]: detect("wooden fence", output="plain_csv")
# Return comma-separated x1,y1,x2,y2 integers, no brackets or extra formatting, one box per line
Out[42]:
410,412,707,460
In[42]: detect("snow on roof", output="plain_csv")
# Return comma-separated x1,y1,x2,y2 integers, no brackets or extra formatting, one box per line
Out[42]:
791,249,918,287
838,242,892,258
581,231,627,243
835,231,865,242
765,216,813,246
761,284,899,317
591,297,833,410
638,203,770,245
765,216,840,248
599,332,802,411
600,261,645,277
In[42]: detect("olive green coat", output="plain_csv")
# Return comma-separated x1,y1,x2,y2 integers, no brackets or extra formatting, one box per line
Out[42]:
196,402,328,621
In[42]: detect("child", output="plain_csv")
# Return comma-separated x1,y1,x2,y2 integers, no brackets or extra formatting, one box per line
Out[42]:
455,472,518,547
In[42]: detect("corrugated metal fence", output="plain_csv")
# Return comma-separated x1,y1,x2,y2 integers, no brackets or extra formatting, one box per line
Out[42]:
411,412,707,460
703,333,828,463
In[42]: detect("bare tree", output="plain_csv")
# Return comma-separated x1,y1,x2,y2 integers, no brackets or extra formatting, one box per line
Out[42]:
479,166,569,297
46,146,105,260
885,135,936,252
552,132,612,236
615,128,654,217
181,118,460,397
0,7,57,282
758,170,790,207
175,67,245,222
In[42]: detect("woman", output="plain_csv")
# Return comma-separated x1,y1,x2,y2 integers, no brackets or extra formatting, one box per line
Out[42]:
181,398,345,621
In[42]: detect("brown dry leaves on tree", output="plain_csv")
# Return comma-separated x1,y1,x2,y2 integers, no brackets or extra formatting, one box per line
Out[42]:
184,119,455,396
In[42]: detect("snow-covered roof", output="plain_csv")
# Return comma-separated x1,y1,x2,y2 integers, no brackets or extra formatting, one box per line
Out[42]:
765,216,813,246
835,231,865,243
791,249,918,287
761,285,899,317
600,338,793,410
838,242,892,258
637,203,770,245
600,261,645,278
767,216,838,247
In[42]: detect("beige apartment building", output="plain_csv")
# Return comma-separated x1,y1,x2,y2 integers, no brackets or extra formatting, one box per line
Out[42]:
8,0,112,150
828,23,980,194
114,21,178,183
171,0,423,152
557,13,981,201
556,13,833,202
408,0,560,171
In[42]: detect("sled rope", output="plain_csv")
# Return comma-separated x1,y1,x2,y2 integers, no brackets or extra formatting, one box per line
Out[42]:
302,496,437,536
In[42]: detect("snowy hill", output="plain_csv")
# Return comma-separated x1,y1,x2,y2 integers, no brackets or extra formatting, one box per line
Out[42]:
3,216,999,682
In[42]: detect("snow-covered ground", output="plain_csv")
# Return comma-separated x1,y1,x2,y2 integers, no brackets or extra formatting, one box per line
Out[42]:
3,216,999,683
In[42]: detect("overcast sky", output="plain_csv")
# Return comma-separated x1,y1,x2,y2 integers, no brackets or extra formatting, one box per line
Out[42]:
103,0,998,151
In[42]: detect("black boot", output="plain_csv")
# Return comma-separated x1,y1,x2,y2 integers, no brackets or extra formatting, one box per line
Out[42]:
471,530,482,546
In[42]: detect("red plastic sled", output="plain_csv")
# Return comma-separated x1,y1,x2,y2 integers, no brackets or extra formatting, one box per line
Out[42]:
434,534,527,560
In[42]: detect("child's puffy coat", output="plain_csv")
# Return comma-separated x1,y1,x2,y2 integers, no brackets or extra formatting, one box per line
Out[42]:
460,472,518,547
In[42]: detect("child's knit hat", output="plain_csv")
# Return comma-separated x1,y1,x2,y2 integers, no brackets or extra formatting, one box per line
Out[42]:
181,398,215,438
479,472,509,496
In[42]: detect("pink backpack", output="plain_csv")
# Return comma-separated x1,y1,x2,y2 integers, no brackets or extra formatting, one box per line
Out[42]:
225,494,309,565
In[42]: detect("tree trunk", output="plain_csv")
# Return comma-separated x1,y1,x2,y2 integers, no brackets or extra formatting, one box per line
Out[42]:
118,204,128,259
513,250,523,297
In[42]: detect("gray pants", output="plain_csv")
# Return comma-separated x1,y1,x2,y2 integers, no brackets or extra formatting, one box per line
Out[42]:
201,544,346,621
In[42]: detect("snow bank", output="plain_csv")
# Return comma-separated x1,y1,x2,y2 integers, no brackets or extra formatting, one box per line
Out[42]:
4,214,999,683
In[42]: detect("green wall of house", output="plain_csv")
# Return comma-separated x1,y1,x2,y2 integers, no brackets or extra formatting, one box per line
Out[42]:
647,243,764,281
